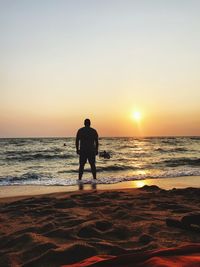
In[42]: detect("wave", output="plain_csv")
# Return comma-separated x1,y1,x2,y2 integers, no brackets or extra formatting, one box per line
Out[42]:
188,137,200,140
119,145,138,149
159,137,193,145
1,169,200,186
155,147,188,153
5,148,63,155
0,172,42,184
98,165,138,171
4,152,74,161
159,158,200,167
58,165,140,174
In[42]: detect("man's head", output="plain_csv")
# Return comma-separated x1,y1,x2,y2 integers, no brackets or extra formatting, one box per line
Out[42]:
84,118,91,127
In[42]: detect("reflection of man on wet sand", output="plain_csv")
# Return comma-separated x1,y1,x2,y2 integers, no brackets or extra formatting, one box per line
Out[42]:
76,119,99,180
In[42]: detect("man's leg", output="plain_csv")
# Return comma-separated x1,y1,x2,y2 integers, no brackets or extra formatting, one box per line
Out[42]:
79,163,85,180
88,152,96,179
90,162,96,179
79,153,86,180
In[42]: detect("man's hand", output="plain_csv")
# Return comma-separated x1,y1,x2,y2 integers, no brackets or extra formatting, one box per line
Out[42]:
76,149,80,155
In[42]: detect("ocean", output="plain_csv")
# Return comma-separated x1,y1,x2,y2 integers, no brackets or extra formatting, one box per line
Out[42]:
0,137,199,186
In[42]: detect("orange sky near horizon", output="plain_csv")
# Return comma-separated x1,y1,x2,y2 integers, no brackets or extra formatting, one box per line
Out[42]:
1,107,199,137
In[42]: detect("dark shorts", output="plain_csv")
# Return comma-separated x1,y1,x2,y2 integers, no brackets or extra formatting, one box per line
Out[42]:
80,150,96,165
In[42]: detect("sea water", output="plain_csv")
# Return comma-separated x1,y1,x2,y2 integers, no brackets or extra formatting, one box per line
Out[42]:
0,137,199,186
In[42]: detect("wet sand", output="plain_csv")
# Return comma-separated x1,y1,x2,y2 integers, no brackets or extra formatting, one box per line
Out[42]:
0,183,200,266
0,175,200,199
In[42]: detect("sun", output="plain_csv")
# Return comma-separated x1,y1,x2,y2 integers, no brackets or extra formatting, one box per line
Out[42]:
132,111,142,122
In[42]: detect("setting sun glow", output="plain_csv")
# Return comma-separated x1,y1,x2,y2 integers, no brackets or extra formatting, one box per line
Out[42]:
132,111,142,122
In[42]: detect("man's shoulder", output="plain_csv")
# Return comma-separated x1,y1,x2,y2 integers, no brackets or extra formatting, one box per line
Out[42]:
89,127,96,131
77,127,98,136
90,127,98,136
78,127,85,131
77,127,85,133
77,127,84,135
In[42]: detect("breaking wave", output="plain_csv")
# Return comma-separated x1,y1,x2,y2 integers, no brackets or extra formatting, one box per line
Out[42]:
0,169,200,186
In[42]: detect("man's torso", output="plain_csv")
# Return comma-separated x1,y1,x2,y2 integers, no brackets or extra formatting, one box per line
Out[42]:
77,127,97,152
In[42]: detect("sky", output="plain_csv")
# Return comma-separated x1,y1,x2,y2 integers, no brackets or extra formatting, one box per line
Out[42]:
0,0,200,137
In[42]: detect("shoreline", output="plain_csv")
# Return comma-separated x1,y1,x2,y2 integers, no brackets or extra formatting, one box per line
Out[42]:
0,175,200,200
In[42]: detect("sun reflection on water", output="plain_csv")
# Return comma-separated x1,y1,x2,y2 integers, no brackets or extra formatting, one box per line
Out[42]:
131,180,149,188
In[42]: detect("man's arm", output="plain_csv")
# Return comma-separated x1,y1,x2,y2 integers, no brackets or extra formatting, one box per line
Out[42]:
95,131,99,155
76,130,80,154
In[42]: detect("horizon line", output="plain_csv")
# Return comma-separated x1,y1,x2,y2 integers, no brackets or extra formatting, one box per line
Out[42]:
0,135,199,139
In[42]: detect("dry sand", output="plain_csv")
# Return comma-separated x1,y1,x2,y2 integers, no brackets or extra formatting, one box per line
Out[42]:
0,185,200,266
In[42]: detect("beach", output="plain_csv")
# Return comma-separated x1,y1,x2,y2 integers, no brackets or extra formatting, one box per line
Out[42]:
1,0,200,265
0,178,200,267
0,137,200,266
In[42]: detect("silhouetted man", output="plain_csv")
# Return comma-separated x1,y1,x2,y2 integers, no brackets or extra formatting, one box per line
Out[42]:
76,119,99,180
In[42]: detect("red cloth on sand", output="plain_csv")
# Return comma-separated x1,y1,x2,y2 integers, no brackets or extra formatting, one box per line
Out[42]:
62,244,200,267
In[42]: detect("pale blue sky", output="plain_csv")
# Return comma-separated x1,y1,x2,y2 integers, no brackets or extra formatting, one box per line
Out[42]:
0,0,200,137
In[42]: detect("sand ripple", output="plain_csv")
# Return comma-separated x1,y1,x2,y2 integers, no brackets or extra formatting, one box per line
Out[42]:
0,186,200,266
